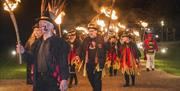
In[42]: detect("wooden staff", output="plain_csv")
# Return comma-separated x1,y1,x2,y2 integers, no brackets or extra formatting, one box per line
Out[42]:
4,0,22,64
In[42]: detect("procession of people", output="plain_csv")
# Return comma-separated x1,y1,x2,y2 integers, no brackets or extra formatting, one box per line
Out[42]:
14,1,160,91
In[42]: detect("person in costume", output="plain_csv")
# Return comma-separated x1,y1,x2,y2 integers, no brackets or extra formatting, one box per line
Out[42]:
119,32,141,87
80,23,105,91
143,33,158,71
106,35,120,76
25,23,42,84
66,28,81,88
16,11,69,91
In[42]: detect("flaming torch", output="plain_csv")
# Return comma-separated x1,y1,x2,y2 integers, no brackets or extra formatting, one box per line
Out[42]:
3,0,22,64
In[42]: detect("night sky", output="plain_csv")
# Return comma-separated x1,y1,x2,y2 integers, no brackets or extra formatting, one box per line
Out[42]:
0,0,180,55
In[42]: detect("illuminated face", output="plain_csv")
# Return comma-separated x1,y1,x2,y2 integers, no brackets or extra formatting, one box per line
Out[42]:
39,20,54,33
110,37,116,43
88,28,97,38
69,34,76,42
33,28,42,38
122,36,129,43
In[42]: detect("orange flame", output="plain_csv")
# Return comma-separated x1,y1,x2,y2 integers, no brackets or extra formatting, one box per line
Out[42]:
55,11,65,24
3,0,21,11
100,7,118,20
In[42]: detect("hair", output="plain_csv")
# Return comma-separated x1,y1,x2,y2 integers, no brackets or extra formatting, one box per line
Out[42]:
25,28,39,50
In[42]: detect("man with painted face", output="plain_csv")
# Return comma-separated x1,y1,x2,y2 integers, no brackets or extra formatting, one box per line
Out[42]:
16,15,69,91
80,23,105,91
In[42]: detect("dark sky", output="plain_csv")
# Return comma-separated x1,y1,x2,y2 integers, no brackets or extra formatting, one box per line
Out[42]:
0,0,180,54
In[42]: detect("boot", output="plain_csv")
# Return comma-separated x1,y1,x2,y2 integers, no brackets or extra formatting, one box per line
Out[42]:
123,72,130,87
131,75,135,86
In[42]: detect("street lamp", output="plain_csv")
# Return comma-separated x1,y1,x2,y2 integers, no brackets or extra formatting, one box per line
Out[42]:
140,21,148,41
160,20,165,41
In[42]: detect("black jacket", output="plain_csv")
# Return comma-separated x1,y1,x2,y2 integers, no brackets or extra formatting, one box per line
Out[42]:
23,35,70,80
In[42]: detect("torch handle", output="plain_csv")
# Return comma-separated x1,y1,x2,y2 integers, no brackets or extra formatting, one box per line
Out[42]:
9,11,22,64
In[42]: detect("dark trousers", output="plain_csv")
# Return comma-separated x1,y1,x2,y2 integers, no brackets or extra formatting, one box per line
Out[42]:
69,65,78,86
27,63,33,84
124,72,135,85
109,62,117,76
33,72,59,91
86,64,102,91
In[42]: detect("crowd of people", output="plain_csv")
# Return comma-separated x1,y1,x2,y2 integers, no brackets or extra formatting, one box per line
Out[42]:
16,12,158,91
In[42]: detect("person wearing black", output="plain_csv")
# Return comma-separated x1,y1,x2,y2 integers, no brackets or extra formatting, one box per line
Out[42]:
66,29,81,88
25,24,42,84
80,23,105,91
16,14,69,91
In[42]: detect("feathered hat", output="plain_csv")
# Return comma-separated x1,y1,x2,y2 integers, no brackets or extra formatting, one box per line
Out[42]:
37,0,66,35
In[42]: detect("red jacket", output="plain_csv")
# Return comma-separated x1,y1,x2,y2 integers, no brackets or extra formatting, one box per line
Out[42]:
144,39,158,53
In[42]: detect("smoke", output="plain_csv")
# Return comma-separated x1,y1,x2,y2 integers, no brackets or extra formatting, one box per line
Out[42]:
89,0,101,12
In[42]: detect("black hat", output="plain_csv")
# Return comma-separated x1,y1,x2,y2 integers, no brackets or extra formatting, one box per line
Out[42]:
36,11,59,34
67,28,76,36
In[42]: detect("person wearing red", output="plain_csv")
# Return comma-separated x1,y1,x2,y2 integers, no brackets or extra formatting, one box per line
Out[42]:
66,29,81,88
144,33,158,71
106,35,120,76
119,32,141,87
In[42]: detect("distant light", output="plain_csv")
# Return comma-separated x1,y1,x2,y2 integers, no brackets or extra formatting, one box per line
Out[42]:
63,29,68,34
11,50,16,56
133,31,140,36
161,20,165,26
155,35,159,38
161,48,168,54
140,21,148,28
137,42,143,49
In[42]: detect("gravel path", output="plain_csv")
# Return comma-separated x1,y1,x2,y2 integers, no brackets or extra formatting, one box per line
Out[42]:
0,67,180,91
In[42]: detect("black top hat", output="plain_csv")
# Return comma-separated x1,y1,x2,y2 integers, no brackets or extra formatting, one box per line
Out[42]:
36,10,59,34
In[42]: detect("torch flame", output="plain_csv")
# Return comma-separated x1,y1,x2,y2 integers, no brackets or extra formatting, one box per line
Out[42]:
100,7,118,20
118,23,126,29
97,19,105,27
55,11,65,24
3,0,21,11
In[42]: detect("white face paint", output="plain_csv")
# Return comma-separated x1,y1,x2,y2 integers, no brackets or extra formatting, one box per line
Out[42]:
39,20,54,34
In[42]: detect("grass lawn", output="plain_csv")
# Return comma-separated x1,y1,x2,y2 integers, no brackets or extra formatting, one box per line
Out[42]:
155,41,180,76
0,54,26,79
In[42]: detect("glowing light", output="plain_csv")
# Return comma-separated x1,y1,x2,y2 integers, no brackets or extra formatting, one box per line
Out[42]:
137,42,143,49
161,48,168,54
133,31,140,36
3,0,21,11
155,35,159,38
75,26,88,34
97,19,105,27
161,20,165,26
100,7,118,20
63,29,68,34
140,21,148,28
11,50,16,56
118,23,126,29
55,11,65,24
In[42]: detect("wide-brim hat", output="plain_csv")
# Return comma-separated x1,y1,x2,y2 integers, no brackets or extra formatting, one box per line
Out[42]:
87,23,99,31
67,28,76,36
36,11,59,34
